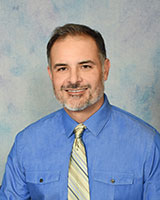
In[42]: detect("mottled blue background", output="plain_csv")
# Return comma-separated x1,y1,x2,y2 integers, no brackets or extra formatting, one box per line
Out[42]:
0,0,160,182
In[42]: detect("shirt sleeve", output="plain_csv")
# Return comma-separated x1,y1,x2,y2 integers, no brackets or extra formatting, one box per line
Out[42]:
143,131,160,200
0,135,31,200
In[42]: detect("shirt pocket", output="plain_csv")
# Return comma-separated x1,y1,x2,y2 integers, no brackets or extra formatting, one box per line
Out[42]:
26,171,60,184
94,171,133,185
26,171,60,200
92,171,134,200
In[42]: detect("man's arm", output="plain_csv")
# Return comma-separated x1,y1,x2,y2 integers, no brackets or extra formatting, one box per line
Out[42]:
143,132,160,200
0,137,30,200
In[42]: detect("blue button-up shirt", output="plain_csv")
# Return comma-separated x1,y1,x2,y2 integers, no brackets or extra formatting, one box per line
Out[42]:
1,94,160,199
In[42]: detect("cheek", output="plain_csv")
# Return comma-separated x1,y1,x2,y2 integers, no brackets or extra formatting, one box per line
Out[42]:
89,75,102,86
52,77,65,91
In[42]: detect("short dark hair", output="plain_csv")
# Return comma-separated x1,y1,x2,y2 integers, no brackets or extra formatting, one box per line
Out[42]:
47,23,107,66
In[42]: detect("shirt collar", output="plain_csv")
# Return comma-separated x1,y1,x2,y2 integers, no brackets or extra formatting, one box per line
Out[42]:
62,94,111,138
83,94,111,136
62,109,79,138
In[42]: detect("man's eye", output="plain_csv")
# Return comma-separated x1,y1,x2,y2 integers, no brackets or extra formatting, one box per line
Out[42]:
81,65,92,69
57,67,67,72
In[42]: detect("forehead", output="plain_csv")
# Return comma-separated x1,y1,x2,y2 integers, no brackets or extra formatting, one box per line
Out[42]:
54,34,98,48
50,35,99,59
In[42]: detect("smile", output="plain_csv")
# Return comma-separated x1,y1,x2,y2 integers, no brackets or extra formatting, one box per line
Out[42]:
66,89,86,92
65,88,87,95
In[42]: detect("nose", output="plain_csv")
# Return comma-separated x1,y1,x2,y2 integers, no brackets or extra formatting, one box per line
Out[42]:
68,68,82,84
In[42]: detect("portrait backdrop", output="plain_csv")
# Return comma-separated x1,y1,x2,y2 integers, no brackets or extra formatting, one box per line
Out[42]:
0,0,160,183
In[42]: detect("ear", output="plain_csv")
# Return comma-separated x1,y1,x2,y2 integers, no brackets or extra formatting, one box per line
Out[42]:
47,66,53,80
103,58,110,81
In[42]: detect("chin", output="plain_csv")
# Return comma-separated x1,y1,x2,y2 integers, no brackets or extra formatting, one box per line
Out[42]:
64,103,90,112
64,94,103,112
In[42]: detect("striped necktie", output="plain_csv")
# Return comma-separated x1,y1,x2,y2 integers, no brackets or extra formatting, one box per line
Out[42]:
68,123,90,200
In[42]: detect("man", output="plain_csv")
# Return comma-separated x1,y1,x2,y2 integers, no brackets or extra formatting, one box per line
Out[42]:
0,23,160,200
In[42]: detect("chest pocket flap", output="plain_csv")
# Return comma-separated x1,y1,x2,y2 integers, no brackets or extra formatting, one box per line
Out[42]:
26,171,60,184
94,171,134,185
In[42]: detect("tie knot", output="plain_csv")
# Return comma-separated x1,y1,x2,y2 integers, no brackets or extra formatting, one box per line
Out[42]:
74,123,86,139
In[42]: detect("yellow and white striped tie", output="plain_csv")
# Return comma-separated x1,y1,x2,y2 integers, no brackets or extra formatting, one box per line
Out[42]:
68,123,90,200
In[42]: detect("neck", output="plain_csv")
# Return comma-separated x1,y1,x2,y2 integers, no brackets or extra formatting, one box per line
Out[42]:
64,96,104,123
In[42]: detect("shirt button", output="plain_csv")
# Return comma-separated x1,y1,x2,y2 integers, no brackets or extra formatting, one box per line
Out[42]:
39,178,43,183
111,179,115,183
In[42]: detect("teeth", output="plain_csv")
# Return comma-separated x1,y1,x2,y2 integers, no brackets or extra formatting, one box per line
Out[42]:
67,89,86,93
68,90,83,92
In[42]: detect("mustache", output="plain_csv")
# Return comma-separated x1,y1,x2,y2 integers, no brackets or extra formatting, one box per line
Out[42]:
61,83,91,90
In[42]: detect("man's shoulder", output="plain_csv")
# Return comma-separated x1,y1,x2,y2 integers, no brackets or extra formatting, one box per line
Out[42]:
16,108,64,140
110,105,158,137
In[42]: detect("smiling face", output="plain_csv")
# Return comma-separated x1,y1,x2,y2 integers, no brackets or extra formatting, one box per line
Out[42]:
48,35,110,112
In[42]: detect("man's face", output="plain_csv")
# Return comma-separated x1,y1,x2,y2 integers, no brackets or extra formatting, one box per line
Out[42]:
48,35,110,111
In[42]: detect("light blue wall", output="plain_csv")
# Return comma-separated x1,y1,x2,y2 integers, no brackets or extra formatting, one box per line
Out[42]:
0,0,160,183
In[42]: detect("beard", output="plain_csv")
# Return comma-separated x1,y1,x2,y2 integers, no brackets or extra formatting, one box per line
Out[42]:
53,76,105,111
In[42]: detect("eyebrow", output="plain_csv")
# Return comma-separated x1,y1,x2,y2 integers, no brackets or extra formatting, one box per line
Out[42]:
53,60,96,69
53,63,68,69
78,60,96,65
